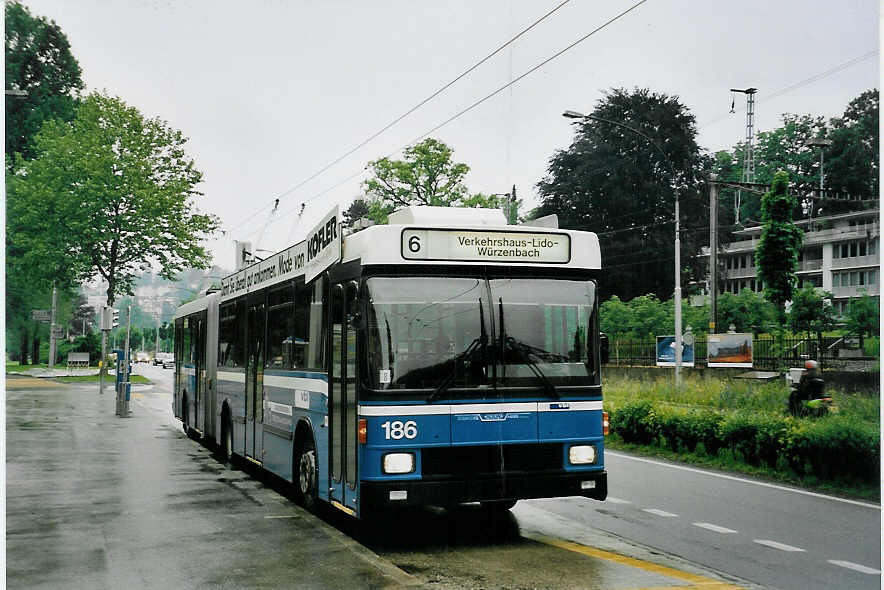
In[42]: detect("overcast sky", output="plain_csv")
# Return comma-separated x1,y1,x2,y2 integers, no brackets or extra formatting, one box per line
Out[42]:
23,0,880,270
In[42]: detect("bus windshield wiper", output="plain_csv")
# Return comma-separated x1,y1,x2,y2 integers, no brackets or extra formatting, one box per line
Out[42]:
504,336,559,399
498,296,558,399
427,299,487,403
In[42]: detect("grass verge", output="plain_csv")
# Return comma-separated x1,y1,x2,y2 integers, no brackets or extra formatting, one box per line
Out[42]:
56,374,151,384
605,435,880,503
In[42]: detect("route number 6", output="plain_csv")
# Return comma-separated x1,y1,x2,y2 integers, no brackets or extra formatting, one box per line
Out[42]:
382,420,417,440
408,235,421,253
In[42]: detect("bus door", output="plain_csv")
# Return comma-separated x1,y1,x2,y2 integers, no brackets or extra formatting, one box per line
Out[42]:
245,300,265,463
329,281,359,512
195,314,207,433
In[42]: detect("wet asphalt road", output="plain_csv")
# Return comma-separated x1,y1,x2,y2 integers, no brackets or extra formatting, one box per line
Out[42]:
8,366,878,590
5,373,412,589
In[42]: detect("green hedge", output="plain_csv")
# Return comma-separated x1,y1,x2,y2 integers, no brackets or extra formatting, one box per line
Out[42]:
608,401,879,483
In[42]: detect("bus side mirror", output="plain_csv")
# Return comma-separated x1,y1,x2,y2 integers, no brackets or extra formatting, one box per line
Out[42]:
599,333,609,364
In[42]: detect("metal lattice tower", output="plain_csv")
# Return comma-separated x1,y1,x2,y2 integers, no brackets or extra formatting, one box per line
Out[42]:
730,87,757,225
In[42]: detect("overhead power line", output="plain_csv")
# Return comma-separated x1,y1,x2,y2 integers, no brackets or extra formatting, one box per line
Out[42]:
257,0,651,238
701,50,877,130
228,0,573,237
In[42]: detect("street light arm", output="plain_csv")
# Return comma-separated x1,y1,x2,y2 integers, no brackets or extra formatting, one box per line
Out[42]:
562,111,670,165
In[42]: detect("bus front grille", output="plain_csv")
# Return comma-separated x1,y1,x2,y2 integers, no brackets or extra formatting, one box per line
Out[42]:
420,443,563,479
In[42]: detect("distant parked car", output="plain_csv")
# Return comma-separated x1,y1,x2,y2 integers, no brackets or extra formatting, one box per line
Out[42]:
162,358,175,370
154,353,172,366
135,351,150,363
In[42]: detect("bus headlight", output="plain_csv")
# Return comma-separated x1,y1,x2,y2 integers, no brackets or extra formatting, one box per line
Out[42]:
383,452,415,474
569,445,597,465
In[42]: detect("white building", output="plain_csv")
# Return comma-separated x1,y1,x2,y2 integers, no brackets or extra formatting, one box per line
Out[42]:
713,209,879,315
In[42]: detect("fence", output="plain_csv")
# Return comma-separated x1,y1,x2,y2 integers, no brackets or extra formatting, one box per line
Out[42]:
605,336,850,370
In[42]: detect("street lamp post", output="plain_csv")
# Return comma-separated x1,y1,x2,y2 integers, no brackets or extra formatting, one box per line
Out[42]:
563,110,684,385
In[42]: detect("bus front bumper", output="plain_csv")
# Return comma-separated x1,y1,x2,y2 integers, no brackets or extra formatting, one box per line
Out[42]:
360,470,607,509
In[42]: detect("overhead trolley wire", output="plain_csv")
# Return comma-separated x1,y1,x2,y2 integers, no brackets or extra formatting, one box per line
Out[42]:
258,0,652,238
228,0,573,238
700,50,877,130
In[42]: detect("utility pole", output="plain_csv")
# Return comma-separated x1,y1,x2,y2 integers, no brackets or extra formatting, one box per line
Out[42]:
510,185,517,224
730,88,757,225
709,177,719,333
48,284,58,369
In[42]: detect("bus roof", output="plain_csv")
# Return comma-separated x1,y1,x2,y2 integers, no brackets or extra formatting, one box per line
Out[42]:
213,206,601,304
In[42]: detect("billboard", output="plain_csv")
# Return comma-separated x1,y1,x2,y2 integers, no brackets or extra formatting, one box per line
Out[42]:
707,333,753,367
655,335,695,367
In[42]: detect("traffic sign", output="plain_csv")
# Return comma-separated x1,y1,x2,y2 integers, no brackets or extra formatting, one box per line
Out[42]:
32,309,51,322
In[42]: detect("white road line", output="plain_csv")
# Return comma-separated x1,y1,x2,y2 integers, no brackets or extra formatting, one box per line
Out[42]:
753,539,805,552
607,451,880,510
692,522,738,534
827,560,881,575
642,508,678,518
606,496,632,504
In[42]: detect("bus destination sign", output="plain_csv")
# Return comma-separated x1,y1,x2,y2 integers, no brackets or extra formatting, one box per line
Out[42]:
401,228,570,263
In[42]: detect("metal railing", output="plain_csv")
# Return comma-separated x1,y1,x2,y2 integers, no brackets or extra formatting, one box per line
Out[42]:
604,335,860,370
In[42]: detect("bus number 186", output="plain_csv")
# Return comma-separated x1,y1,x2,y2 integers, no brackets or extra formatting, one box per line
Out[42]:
381,420,417,440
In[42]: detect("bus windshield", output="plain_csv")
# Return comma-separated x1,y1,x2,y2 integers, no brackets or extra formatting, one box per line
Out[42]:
363,276,598,392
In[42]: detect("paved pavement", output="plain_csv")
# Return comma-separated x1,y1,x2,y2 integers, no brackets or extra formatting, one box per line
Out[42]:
5,375,416,589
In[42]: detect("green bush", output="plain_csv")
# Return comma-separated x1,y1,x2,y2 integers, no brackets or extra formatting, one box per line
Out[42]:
607,402,878,484
610,400,660,445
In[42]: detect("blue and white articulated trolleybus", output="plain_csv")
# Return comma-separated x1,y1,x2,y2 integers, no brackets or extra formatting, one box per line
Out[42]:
173,205,608,518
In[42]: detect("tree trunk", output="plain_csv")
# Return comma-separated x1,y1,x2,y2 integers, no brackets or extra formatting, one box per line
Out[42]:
32,334,41,365
19,329,29,365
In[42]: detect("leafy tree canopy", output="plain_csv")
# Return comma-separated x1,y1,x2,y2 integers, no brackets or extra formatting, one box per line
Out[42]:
362,137,514,223
7,91,221,306
844,293,879,343
717,289,776,334
536,87,711,301
5,0,83,161
787,286,836,338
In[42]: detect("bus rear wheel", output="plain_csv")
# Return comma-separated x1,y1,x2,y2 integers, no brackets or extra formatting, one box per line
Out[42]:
480,499,517,512
295,438,318,511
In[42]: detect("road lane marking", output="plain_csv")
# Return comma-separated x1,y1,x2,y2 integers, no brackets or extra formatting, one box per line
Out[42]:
607,451,880,510
264,515,298,519
753,539,805,552
827,560,881,574
532,535,745,589
643,508,679,518
606,496,632,504
693,522,738,534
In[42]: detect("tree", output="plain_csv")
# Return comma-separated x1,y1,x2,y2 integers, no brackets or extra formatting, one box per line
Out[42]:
5,0,83,162
7,91,220,307
536,88,711,301
755,171,802,325
844,293,879,349
788,286,836,341
824,89,879,205
342,199,371,228
717,289,776,334
362,138,510,223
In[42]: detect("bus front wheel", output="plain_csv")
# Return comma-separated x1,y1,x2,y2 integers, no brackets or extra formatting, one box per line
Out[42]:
295,438,318,511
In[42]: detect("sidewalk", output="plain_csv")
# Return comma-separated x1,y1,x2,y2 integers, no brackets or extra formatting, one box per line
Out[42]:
5,375,416,589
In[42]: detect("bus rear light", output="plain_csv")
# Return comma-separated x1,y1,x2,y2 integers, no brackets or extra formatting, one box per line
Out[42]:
602,411,609,436
358,419,367,444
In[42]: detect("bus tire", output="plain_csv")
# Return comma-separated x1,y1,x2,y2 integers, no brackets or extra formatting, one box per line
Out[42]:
480,499,517,512
295,437,318,511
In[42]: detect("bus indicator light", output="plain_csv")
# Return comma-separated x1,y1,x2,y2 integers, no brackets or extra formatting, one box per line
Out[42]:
602,411,609,436
358,419,367,444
